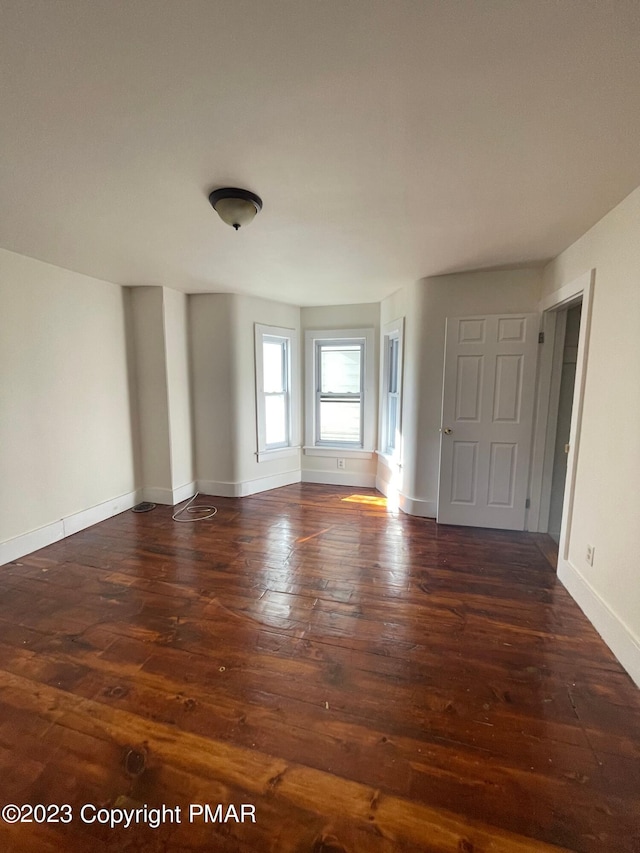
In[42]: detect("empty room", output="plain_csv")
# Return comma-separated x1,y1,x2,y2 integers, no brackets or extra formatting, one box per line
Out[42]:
1,1,639,851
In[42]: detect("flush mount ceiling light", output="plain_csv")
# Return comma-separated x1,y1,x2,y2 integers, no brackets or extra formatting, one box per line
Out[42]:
208,187,263,230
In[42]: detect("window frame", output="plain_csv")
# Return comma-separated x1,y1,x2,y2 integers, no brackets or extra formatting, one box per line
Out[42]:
304,327,375,456
379,318,404,461
254,324,299,462
315,338,364,447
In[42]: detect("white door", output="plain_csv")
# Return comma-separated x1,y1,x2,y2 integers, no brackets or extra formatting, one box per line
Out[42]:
437,313,539,530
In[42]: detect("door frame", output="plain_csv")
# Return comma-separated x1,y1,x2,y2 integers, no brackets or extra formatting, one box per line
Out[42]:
537,308,568,534
527,269,595,567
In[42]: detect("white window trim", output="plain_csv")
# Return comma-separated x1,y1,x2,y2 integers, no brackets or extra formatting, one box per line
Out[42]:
378,317,404,463
256,446,300,463
255,324,299,461
304,327,375,452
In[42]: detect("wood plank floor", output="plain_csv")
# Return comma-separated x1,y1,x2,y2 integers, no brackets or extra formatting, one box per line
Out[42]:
0,484,638,852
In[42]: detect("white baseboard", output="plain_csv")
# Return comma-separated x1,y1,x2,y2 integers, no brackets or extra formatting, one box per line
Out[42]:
62,490,140,535
237,470,302,497
375,476,437,518
0,489,140,567
172,481,198,505
142,486,175,505
558,558,640,688
196,480,236,498
198,470,302,498
302,470,376,488
398,493,437,518
142,483,198,506
0,520,64,567
202,469,376,494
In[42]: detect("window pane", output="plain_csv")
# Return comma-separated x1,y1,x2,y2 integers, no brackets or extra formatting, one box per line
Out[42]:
320,345,361,393
319,399,361,443
387,395,398,451
263,341,285,393
265,394,287,446
388,338,399,394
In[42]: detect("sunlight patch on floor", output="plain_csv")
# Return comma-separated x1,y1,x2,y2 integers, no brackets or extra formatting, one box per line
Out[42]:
340,494,388,507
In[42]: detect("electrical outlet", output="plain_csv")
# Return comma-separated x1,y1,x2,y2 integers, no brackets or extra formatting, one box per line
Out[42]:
337,458,346,470
586,544,595,566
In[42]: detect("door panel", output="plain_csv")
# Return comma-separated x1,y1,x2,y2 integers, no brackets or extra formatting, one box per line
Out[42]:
458,318,486,343
487,442,517,507
493,354,523,422
437,313,538,530
455,355,484,421
497,316,526,342
451,441,478,504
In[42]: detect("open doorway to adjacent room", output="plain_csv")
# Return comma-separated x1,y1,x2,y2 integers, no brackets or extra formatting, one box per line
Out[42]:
528,268,594,571
546,302,582,544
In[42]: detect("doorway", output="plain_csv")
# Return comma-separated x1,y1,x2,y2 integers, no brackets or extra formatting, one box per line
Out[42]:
528,268,594,570
547,303,582,543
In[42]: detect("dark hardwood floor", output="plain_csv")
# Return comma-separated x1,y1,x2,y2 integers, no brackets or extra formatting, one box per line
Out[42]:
0,484,638,852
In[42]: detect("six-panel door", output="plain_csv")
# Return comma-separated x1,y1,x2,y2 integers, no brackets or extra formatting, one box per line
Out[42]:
437,313,539,530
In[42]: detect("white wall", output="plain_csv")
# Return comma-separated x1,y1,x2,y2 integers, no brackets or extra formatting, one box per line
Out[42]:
379,270,542,516
163,287,194,492
189,294,236,486
232,295,301,487
192,296,380,493
0,249,137,553
129,287,172,496
542,185,640,685
128,286,195,503
301,303,380,486
190,293,301,495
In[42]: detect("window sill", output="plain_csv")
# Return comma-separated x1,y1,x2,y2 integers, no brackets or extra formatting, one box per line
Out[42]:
375,451,402,469
303,446,373,460
256,446,301,463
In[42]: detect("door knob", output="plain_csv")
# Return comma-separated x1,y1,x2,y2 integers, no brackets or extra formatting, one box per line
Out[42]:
441,427,453,435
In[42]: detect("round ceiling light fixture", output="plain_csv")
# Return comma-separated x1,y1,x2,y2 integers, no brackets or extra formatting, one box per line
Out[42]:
208,187,263,230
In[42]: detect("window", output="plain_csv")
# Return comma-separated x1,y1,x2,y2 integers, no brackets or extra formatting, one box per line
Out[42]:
255,324,298,460
263,336,289,447
305,328,375,455
380,319,404,458
316,340,364,445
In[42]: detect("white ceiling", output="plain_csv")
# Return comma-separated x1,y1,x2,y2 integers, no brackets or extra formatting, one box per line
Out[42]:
1,1,640,306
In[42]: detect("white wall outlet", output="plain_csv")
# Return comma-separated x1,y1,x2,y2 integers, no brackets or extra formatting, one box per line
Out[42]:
586,544,595,566
337,458,346,469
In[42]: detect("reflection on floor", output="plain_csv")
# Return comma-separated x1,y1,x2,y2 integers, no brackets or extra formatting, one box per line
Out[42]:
532,532,560,570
